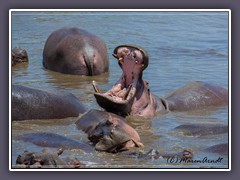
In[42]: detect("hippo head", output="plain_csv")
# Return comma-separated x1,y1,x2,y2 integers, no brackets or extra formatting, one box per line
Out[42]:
93,45,149,116
90,116,143,152
75,109,143,153
12,47,29,66
16,150,35,165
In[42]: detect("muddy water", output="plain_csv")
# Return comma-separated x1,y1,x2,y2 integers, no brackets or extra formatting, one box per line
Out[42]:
11,11,229,169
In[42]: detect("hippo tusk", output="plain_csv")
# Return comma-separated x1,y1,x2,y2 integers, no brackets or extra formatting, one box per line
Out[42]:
131,138,144,148
92,80,100,93
112,54,118,58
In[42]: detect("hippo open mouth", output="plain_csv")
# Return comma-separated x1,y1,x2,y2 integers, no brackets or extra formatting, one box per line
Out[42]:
93,45,149,116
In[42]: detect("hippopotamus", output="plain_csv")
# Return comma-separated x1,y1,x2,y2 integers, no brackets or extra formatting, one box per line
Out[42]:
75,109,143,153
15,148,84,168
93,45,228,118
203,143,228,156
12,47,28,66
43,27,109,76
12,85,86,121
173,123,228,137
17,132,93,152
122,149,193,161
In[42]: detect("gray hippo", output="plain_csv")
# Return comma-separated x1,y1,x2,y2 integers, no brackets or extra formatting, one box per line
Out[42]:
15,148,84,168
122,149,193,161
12,85,86,121
12,47,28,66
75,109,143,153
203,143,228,156
43,27,109,76
173,123,228,137
17,132,93,152
93,45,228,118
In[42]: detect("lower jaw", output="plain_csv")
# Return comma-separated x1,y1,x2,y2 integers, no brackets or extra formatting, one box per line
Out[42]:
94,92,134,116
93,75,139,116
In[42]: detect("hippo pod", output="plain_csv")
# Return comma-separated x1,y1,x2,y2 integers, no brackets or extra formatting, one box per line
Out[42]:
75,109,143,153
12,85,86,121
12,47,28,66
15,148,83,168
43,27,109,76
93,44,228,118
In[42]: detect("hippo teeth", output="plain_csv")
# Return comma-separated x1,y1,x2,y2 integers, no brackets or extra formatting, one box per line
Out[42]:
106,84,133,102
92,80,100,93
92,81,135,102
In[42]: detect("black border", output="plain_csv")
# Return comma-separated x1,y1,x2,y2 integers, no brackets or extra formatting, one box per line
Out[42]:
1,0,239,179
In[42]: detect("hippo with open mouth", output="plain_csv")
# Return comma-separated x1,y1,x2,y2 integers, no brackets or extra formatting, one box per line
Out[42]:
93,45,228,118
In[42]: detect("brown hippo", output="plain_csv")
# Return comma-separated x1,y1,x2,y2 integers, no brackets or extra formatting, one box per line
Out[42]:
12,85,86,121
15,148,84,168
75,109,143,153
12,47,28,66
43,27,109,76
93,45,228,118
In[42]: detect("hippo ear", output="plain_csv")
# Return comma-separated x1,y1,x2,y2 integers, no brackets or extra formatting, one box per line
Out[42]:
57,148,64,155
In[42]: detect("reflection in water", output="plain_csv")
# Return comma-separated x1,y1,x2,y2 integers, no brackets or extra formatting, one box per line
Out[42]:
12,63,29,76
44,69,110,90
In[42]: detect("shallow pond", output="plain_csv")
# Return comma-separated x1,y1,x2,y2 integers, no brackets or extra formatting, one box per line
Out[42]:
11,11,229,169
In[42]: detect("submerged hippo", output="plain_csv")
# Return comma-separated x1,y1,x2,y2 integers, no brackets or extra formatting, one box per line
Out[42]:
173,123,228,137
12,47,28,66
203,143,228,156
17,132,93,152
93,45,228,118
15,148,83,168
122,149,193,161
75,109,143,153
43,27,109,76
12,85,86,121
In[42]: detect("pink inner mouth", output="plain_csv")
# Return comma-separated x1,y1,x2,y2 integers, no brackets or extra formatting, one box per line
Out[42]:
93,45,148,115
101,46,145,102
